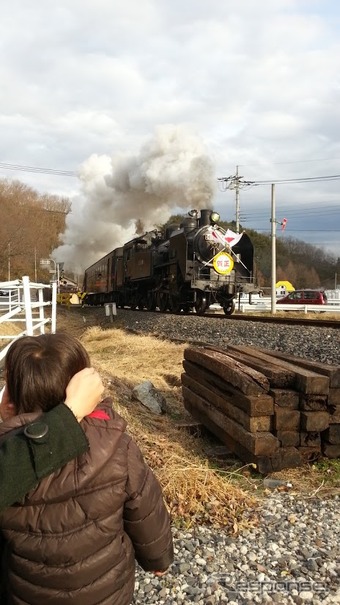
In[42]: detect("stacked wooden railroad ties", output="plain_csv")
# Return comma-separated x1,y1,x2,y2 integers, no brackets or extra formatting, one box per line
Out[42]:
181,345,340,473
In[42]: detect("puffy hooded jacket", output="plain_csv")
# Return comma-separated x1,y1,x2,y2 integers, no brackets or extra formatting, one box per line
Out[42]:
0,398,174,605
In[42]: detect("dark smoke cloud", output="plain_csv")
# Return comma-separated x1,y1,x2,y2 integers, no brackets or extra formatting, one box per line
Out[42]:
54,125,216,272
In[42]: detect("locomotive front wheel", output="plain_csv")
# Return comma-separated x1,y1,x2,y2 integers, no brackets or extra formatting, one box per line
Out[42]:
157,293,168,313
169,295,181,314
223,301,235,315
195,294,208,316
146,293,157,311
137,296,147,310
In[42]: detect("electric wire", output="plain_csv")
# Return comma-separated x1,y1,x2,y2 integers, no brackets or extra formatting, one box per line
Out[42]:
0,162,76,177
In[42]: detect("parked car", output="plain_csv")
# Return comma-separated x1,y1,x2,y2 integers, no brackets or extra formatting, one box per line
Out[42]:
277,289,328,305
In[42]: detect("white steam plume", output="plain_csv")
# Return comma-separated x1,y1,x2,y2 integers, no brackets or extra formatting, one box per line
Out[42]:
53,125,216,272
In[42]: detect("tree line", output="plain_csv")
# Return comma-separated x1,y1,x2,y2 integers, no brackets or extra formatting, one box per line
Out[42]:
0,179,69,282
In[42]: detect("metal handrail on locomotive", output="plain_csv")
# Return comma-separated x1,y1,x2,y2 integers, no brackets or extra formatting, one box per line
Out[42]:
82,208,255,315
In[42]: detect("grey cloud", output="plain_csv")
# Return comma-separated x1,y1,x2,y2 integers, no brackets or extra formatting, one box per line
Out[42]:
0,0,340,261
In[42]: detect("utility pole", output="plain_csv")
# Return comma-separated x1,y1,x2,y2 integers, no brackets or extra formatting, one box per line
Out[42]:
235,165,240,233
217,168,253,232
34,248,37,282
270,184,277,315
8,243,11,281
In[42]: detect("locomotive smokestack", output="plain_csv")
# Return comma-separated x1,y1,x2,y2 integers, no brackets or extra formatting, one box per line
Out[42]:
199,209,212,227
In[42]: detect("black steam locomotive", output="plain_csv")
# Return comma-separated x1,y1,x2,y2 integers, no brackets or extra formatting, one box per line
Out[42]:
82,209,255,315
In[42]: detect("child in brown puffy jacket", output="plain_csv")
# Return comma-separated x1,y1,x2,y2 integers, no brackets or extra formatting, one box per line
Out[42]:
0,333,173,605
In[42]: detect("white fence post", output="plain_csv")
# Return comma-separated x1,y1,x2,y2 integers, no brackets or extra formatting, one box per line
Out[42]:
22,275,34,336
51,282,57,333
0,277,57,365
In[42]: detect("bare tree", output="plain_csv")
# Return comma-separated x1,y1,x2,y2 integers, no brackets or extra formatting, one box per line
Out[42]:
0,179,70,280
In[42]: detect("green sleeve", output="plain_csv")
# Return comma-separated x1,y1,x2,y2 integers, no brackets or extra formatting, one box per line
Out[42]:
0,404,89,511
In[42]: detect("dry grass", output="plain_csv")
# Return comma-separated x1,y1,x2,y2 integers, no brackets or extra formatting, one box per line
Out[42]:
0,321,24,362
77,322,339,527
80,326,259,530
0,321,23,338
264,459,340,496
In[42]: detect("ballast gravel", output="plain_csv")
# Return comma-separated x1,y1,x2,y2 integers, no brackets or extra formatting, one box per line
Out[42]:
116,311,339,604
117,309,340,365
133,493,340,604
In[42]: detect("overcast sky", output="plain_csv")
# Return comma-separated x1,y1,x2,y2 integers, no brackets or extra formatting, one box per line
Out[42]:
1,0,340,270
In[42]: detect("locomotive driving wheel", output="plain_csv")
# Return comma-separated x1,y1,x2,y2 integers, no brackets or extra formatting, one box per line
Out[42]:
195,292,208,316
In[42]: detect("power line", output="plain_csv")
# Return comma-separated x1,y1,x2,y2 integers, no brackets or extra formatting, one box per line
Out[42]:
251,228,340,233
252,174,340,185
219,172,340,189
241,207,340,220
0,162,76,177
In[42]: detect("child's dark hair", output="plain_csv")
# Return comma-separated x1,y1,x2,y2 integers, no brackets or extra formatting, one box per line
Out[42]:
5,333,90,413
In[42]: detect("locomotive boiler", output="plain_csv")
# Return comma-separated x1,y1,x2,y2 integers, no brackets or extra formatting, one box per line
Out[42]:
83,208,255,315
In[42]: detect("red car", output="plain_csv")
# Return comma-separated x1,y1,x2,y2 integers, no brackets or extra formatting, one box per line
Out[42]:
277,290,328,305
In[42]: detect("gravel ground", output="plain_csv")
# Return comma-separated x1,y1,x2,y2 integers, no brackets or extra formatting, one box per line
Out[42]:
111,310,340,605
113,309,340,365
133,493,340,604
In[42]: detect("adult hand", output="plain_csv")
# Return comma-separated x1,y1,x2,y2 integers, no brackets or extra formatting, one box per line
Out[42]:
65,368,104,422
0,384,16,421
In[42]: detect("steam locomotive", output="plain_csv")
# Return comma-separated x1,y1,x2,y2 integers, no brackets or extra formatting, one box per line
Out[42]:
82,208,255,315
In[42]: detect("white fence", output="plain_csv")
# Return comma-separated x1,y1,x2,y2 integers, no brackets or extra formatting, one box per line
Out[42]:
0,276,57,365
235,296,340,314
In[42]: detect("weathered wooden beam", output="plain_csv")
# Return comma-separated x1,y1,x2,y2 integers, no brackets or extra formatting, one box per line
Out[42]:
300,411,329,432
183,360,274,416
298,446,322,461
275,431,300,447
182,386,280,456
215,347,295,388
256,347,340,388
328,404,340,424
322,443,340,457
299,394,328,411
322,425,340,444
328,389,340,405
184,347,269,395
257,447,303,473
181,373,272,432
226,345,330,395
300,432,321,447
270,389,299,409
274,406,300,431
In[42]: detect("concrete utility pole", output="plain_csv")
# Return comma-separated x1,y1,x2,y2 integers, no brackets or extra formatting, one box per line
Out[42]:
270,184,277,315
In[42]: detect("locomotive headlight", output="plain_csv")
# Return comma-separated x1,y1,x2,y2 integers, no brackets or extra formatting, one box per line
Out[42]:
211,211,220,224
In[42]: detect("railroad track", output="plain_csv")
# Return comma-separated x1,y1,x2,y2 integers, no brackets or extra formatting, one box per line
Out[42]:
104,306,340,329
204,312,340,329
71,305,340,330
